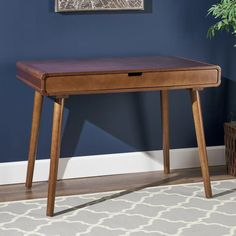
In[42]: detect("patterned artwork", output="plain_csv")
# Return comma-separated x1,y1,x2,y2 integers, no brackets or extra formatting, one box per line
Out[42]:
56,0,144,12
1,179,236,235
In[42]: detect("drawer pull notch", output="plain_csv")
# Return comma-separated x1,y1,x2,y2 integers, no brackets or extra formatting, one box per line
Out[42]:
128,72,143,77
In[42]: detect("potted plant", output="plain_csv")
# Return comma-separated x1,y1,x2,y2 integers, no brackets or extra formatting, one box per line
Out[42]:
207,0,236,45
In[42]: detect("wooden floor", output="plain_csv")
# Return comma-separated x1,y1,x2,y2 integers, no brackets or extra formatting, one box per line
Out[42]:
0,166,234,202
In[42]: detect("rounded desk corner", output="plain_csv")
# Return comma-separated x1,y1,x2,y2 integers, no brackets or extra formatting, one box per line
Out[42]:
215,66,222,87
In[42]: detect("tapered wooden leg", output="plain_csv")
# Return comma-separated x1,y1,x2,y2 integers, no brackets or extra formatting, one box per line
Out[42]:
190,89,212,198
161,90,170,174
47,98,65,217
26,91,44,189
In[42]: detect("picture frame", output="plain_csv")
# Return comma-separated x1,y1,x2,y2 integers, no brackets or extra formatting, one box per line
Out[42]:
55,0,144,12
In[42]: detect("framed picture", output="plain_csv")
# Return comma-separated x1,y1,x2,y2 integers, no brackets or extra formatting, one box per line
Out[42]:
55,0,144,12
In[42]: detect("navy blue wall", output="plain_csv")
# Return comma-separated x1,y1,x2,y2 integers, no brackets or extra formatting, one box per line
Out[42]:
0,0,233,162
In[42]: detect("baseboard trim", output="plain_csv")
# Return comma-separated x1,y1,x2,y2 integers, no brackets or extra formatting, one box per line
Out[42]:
0,146,225,185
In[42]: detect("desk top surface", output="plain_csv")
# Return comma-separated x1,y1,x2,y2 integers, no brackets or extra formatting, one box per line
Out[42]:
16,56,221,96
17,56,219,78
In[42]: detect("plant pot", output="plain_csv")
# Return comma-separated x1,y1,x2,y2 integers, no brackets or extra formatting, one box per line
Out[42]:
224,122,236,176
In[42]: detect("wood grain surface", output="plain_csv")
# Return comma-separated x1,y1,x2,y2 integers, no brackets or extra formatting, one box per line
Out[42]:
16,56,221,96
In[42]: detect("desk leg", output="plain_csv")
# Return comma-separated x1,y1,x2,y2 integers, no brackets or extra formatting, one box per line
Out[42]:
161,90,170,174
47,97,65,217
26,91,44,188
190,89,212,198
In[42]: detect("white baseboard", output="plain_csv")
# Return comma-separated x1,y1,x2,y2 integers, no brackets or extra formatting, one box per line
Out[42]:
0,146,225,185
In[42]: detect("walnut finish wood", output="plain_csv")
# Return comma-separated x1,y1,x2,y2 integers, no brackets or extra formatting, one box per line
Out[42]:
161,90,170,174
16,56,221,96
45,70,218,96
16,56,221,216
47,98,65,217
26,91,44,188
190,89,212,198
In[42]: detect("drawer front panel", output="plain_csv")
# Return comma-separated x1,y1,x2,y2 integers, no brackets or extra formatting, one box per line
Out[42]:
45,69,219,95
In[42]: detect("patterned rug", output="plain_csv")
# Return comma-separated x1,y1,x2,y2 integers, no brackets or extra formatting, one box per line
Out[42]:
0,179,236,236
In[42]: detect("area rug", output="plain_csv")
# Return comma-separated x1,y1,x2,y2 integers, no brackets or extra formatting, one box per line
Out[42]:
0,179,236,236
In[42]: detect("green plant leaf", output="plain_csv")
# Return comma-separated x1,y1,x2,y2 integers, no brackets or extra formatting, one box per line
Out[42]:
207,0,236,45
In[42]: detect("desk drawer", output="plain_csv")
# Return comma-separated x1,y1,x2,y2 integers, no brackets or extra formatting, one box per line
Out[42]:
45,69,219,95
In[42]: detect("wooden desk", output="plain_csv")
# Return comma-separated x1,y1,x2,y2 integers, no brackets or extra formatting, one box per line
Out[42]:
17,56,221,216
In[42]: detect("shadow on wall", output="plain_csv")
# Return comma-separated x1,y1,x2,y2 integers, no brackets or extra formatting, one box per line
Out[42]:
59,83,227,159
60,91,162,158
224,78,236,122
